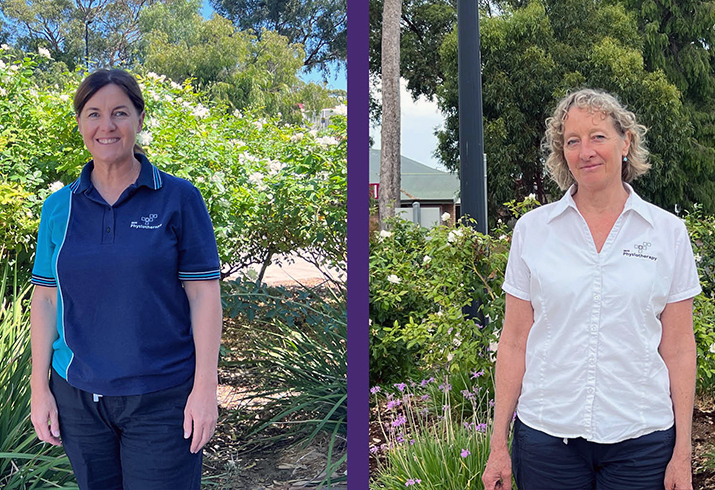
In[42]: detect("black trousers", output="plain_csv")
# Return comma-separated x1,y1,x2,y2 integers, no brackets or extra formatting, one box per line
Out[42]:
512,417,675,490
50,369,202,490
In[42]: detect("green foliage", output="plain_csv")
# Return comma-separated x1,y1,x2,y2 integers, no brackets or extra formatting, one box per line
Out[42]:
0,53,347,280
221,279,347,487
211,0,347,74
139,0,341,123
0,260,77,489
684,205,715,392
370,372,499,490
369,209,522,384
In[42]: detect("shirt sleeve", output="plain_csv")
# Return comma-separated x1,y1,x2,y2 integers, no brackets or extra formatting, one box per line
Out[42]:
666,222,702,303
177,185,221,281
31,200,57,288
502,218,531,301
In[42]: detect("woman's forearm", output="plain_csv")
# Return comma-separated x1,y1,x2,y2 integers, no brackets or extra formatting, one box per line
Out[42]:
661,337,696,455
490,295,534,448
30,287,58,392
184,280,223,389
659,299,697,457
491,341,526,448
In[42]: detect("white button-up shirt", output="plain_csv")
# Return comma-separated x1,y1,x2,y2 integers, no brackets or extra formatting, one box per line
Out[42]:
503,184,701,443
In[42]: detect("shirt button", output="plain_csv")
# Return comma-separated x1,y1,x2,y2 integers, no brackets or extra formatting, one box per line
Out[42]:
588,387,594,394
594,294,601,301
106,227,111,233
589,357,596,364
591,325,597,332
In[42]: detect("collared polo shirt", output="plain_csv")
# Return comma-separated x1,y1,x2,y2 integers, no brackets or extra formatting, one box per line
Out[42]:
31,154,221,396
503,183,701,443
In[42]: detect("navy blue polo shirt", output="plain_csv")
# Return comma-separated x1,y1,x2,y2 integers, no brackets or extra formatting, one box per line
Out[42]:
31,154,221,396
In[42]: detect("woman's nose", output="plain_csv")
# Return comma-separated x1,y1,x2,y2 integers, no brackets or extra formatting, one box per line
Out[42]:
99,116,116,131
580,140,596,159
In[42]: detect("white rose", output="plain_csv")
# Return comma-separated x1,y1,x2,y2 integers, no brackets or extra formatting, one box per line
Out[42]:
387,274,401,284
379,230,392,238
59,94,69,102
423,255,431,264
38,47,52,59
528,193,536,200
441,212,450,222
136,132,153,146
48,181,63,192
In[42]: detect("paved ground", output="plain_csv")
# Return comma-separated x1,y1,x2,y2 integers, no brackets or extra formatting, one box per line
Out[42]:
237,253,344,286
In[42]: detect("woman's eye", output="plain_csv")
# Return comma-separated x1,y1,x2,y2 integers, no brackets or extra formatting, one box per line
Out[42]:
114,111,127,117
566,139,579,147
593,134,606,140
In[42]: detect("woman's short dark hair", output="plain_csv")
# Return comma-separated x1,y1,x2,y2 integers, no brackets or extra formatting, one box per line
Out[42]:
74,69,145,117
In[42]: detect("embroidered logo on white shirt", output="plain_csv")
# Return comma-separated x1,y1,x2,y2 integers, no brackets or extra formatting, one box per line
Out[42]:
623,241,657,261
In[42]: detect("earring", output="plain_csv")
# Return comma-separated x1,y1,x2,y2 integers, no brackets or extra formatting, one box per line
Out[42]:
623,156,628,163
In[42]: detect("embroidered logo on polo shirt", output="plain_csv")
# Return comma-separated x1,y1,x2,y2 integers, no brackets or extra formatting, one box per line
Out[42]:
130,213,163,230
623,241,657,261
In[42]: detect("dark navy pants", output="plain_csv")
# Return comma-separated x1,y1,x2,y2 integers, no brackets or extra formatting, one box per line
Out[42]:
512,417,675,490
50,369,202,490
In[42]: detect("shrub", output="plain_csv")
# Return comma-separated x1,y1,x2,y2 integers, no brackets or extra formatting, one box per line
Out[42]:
221,278,347,487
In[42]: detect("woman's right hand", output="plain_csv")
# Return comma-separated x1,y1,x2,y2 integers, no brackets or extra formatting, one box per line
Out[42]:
482,444,512,490
31,387,61,446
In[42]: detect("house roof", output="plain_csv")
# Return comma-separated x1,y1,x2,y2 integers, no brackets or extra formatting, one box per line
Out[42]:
369,148,460,201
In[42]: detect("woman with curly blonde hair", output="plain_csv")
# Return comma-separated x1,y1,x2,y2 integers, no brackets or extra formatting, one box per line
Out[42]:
483,88,700,490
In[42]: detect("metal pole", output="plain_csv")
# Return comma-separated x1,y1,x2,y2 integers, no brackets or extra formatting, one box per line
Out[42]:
458,0,487,326
412,201,421,225
458,0,487,234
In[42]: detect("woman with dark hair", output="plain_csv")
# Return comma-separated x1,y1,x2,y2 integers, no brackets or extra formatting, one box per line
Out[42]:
482,89,700,490
29,69,222,490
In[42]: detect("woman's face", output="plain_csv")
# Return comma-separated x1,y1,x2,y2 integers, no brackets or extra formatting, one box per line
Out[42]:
562,107,631,191
76,83,144,166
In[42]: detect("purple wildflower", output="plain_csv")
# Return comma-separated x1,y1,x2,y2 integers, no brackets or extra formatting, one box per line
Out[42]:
370,386,381,395
489,399,495,407
392,414,407,428
420,394,431,402
394,382,407,392
380,443,388,451
438,383,452,392
461,448,471,458
512,411,517,422
442,404,450,411
386,399,402,410
369,445,379,454
471,370,485,379
396,433,405,444
410,439,416,445
476,423,487,433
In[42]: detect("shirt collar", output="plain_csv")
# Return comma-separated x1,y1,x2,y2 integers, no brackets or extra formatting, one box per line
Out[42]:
70,153,163,194
546,182,655,227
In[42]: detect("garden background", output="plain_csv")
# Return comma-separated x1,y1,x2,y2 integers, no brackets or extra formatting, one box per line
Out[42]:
0,0,347,488
370,0,715,488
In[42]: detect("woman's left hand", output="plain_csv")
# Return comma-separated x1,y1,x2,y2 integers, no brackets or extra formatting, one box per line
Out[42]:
183,383,218,454
663,451,693,490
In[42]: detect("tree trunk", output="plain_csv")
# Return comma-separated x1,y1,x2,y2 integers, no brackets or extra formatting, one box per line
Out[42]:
378,0,401,230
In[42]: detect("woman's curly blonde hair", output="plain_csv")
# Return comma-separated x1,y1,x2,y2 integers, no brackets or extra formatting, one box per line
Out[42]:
543,88,649,191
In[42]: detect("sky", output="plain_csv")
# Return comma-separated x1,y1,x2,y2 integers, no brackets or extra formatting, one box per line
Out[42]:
369,79,447,171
